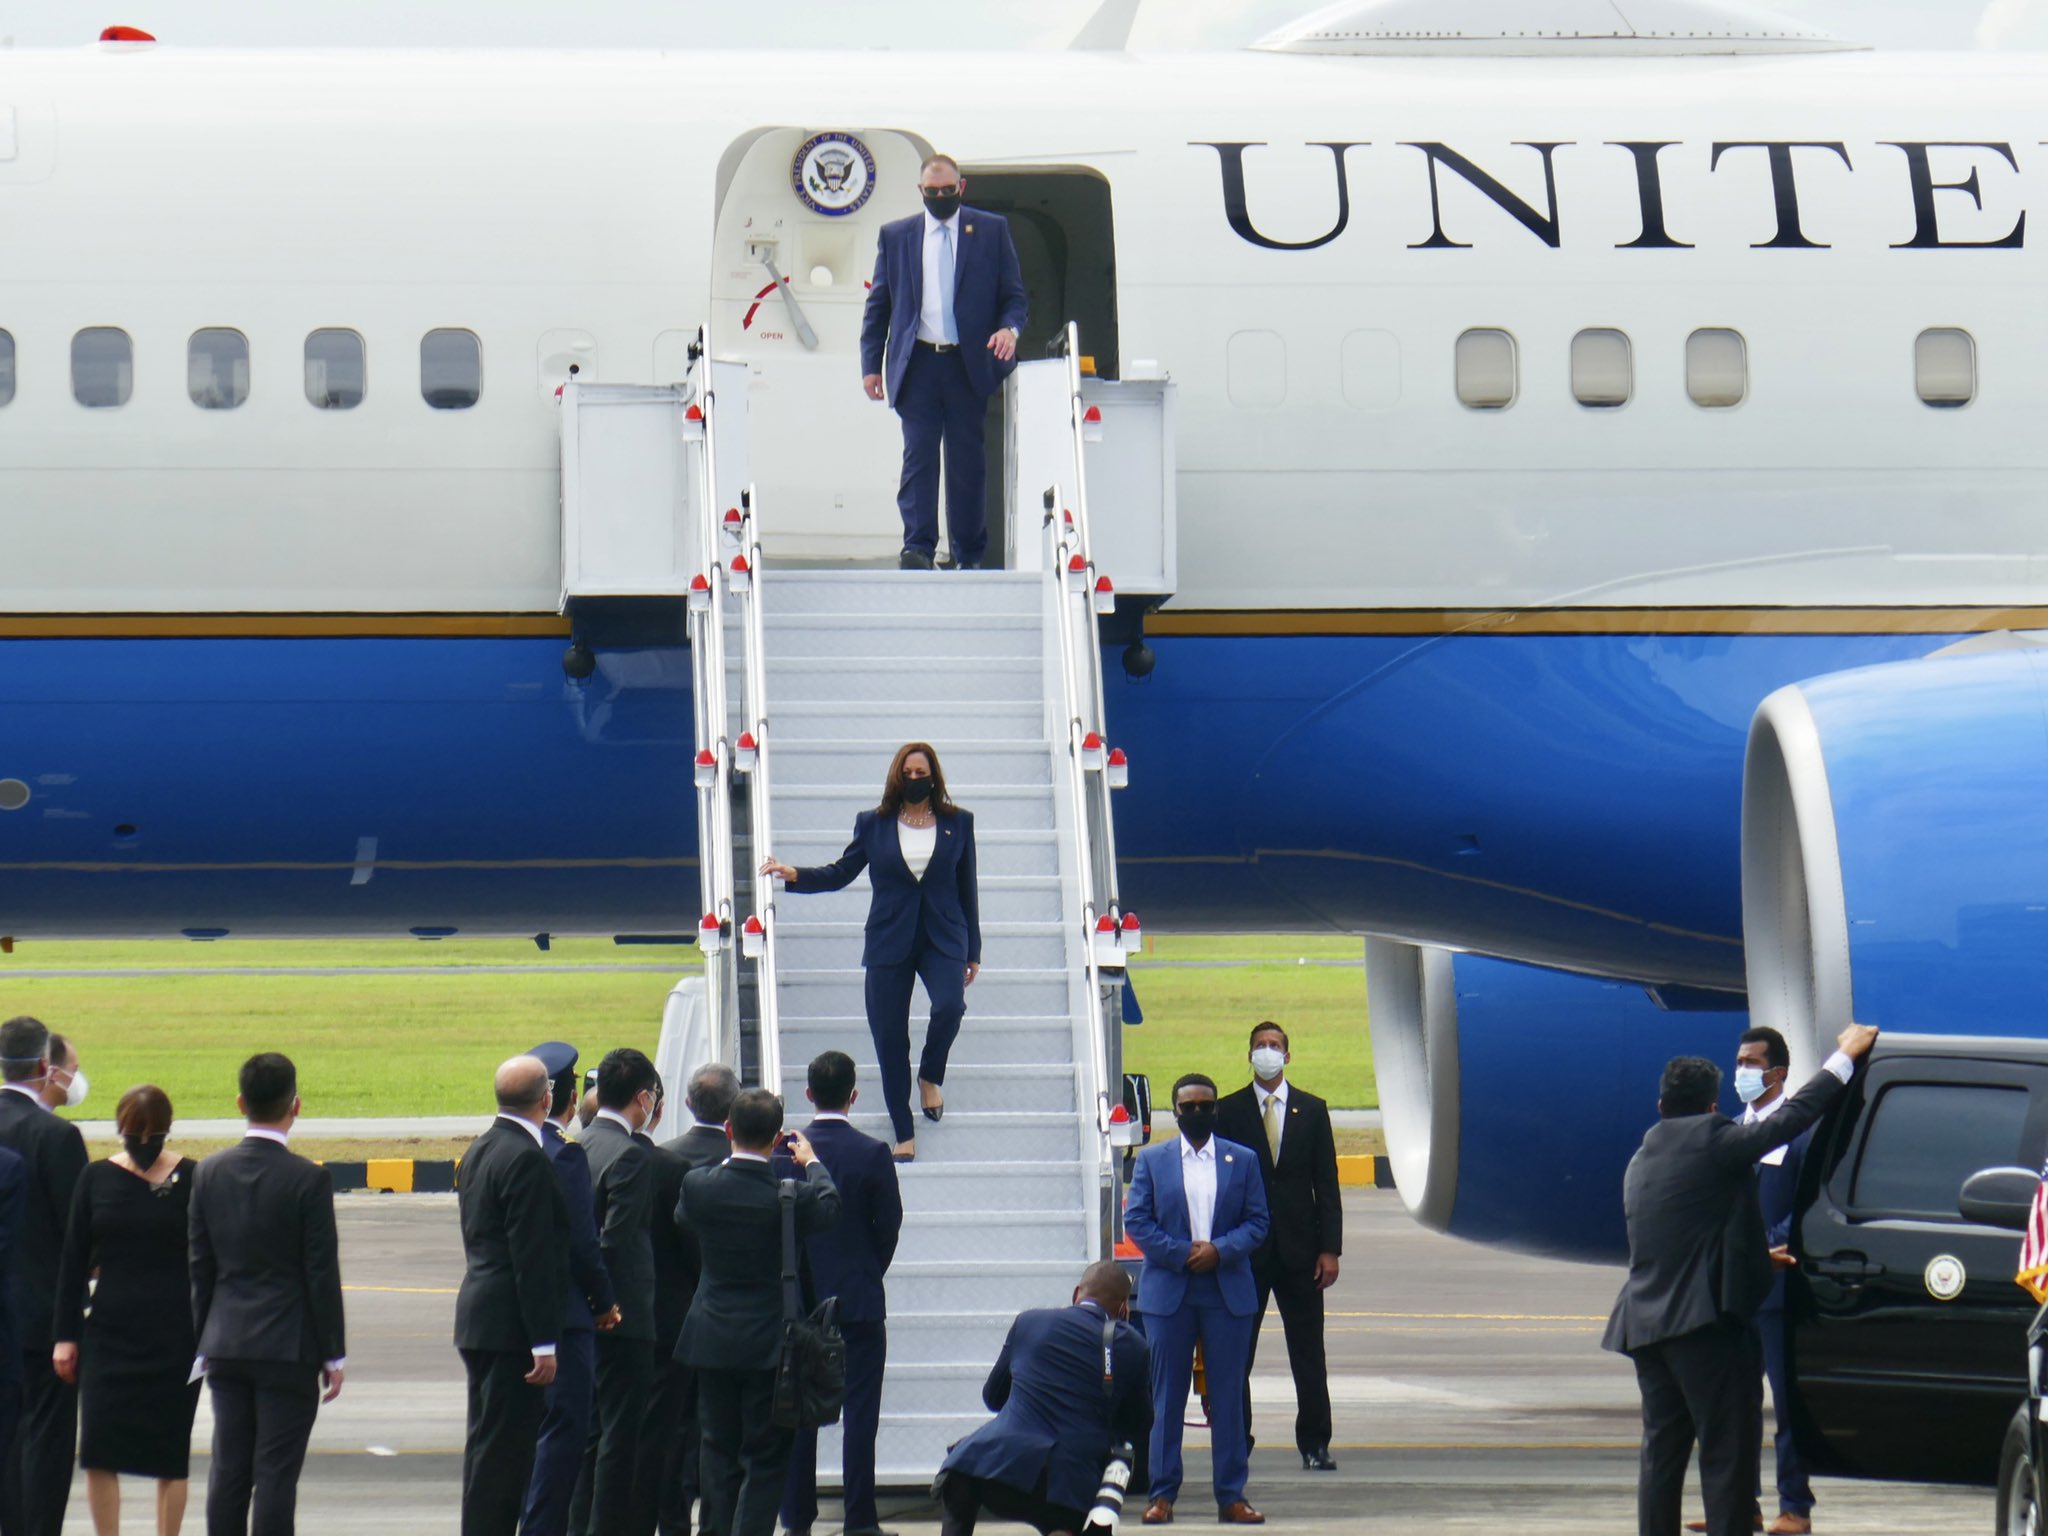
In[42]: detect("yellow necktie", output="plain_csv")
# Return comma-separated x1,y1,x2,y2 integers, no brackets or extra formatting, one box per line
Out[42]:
1263,1094,1281,1160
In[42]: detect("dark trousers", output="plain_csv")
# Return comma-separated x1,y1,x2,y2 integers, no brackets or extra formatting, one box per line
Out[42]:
1146,1274,1254,1509
570,1332,657,1536
864,930,968,1145
1631,1318,1763,1536
632,1352,694,1536
938,1469,1088,1536
895,345,989,566
520,1329,596,1536
782,1320,886,1532
656,1357,703,1536
0,1348,75,1536
460,1347,548,1536
1243,1269,1333,1454
1755,1311,1814,1517
204,1360,320,1536
697,1366,793,1536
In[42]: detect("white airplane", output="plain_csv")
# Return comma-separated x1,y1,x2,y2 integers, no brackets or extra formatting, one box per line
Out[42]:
2,0,2045,1257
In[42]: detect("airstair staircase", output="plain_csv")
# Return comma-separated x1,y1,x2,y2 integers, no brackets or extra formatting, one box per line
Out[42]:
558,326,1164,1484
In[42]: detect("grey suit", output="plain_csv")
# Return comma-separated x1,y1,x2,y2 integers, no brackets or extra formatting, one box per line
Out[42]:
1603,1064,1850,1536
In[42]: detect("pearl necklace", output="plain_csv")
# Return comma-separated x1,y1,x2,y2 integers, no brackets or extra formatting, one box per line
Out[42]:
899,807,936,828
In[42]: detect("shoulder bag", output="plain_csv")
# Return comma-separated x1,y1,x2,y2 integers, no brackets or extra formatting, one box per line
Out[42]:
772,1175,847,1430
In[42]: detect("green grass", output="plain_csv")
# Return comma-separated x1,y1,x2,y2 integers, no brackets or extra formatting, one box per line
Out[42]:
0,933,1373,1118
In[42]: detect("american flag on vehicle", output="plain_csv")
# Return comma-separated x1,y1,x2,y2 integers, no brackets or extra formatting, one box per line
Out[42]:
2015,1151,2048,1303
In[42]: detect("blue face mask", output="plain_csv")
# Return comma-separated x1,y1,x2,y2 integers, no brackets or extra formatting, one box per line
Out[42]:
1733,1066,1768,1104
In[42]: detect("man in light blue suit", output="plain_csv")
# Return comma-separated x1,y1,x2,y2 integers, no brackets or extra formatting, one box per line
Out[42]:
859,152,1028,572
1124,1073,1271,1526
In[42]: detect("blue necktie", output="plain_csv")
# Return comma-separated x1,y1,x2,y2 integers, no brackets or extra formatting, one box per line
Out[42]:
938,223,958,345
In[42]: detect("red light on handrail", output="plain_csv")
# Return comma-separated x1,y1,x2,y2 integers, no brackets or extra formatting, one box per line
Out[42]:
685,403,704,421
99,25,156,41
1082,405,1102,424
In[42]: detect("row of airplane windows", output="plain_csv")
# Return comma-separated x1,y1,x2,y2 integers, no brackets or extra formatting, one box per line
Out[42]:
1456,326,1979,411
0,327,475,412
0,324,1987,414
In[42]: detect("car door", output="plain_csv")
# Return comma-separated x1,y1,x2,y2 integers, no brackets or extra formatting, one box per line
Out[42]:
1787,1053,2048,1484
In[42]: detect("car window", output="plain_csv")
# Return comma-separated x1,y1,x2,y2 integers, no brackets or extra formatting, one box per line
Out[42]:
1850,1082,2030,1218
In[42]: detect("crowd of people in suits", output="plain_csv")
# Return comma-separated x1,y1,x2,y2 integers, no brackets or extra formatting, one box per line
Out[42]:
0,1014,344,1536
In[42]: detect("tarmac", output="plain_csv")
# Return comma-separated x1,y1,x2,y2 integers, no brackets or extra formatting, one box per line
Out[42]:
49,1188,1991,1534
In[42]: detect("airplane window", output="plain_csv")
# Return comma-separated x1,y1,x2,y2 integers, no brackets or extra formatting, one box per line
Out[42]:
305,329,366,411
1686,329,1747,409
1916,328,1975,409
1455,329,1516,410
421,328,481,410
1571,328,1632,408
189,328,249,410
0,330,13,408
71,327,132,409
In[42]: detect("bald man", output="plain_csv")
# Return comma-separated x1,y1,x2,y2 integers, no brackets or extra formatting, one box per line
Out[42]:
456,1056,571,1536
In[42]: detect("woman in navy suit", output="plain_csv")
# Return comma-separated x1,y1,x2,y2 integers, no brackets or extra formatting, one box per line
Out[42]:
762,742,981,1162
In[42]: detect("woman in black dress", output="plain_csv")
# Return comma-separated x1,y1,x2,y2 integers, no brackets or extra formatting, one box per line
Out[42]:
53,1084,201,1536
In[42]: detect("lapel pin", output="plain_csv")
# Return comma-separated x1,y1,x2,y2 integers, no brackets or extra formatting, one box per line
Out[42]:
965,223,974,234
1223,1153,1234,1163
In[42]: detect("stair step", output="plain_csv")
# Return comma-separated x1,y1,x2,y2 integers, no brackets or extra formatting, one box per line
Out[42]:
759,614,1044,661
765,569,1041,619
756,657,1041,704
778,875,1064,925
815,1110,1081,1161
774,784,1054,833
778,1063,1079,1117
864,1309,1024,1365
895,1160,1093,1213
771,744,1053,789
884,1259,1086,1313
777,968,1072,1019
773,829,1058,877
774,1017,1077,1066
893,1209,1093,1262
766,701,1046,743
776,921,1068,971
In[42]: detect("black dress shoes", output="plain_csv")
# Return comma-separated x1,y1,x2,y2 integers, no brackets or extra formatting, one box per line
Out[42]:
899,548,935,570
1301,1447,1338,1471
843,1527,898,1536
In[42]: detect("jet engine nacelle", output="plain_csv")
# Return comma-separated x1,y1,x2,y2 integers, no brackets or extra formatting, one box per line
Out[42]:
1742,642,2048,1060
1366,939,1750,1262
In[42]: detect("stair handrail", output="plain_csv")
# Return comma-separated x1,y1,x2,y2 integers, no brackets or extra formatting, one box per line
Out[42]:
734,484,783,1093
688,331,740,1071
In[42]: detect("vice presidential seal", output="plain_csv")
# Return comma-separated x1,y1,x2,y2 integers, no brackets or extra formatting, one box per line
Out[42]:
1925,1253,1966,1301
792,132,876,217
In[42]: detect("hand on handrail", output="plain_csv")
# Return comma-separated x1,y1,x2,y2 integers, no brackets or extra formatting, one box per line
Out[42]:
760,859,797,883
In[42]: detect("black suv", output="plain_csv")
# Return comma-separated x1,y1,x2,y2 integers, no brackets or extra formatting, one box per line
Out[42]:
1773,1035,2048,1490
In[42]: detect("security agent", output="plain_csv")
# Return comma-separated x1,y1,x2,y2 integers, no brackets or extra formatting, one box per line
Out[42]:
571,1048,663,1536
0,1014,88,1536
519,1042,620,1536
1603,1023,1878,1536
859,152,1028,571
455,1055,570,1536
1214,1022,1343,1472
936,1260,1151,1536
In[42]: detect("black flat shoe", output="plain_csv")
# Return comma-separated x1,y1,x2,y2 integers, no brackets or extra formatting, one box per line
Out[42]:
1301,1448,1337,1472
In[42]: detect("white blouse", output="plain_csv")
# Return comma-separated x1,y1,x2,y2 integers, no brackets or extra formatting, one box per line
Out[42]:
898,819,937,880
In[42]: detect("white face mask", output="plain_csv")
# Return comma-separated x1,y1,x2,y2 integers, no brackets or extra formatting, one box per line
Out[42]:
62,1069,87,1109
1250,1046,1287,1080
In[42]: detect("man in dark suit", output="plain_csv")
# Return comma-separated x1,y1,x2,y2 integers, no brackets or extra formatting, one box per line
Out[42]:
189,1051,347,1536
676,1088,840,1536
568,1047,662,1536
456,1055,570,1536
1124,1073,1270,1527
0,1015,88,1536
521,1043,620,1536
1215,1021,1343,1472
777,1051,904,1536
642,1063,738,1536
1603,1023,1878,1536
859,150,1027,571
0,1138,30,1509
937,1260,1151,1536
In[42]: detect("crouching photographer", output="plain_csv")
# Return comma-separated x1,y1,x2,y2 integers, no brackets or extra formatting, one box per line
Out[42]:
935,1261,1152,1536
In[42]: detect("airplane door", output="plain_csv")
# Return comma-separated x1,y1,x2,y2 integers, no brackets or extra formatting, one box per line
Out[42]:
1787,1055,2045,1483
711,127,928,560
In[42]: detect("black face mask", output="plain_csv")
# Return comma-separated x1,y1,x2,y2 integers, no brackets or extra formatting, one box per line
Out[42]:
902,778,935,805
922,187,961,221
123,1133,166,1171
1176,1104,1217,1142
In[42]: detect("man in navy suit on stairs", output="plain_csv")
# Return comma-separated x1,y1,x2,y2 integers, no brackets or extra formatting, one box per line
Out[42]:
860,151,1028,571
778,1051,903,1536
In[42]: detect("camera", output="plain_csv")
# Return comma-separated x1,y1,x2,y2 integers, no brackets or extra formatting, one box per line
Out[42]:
1084,1441,1134,1532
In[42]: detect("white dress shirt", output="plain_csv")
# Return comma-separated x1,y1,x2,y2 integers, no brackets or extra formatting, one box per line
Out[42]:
1257,1078,1290,1156
899,819,936,881
593,1107,636,1136
243,1125,291,1146
917,210,959,345
1180,1135,1218,1243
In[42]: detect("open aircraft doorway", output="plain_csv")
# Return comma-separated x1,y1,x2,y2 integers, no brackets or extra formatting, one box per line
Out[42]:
712,131,1121,564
